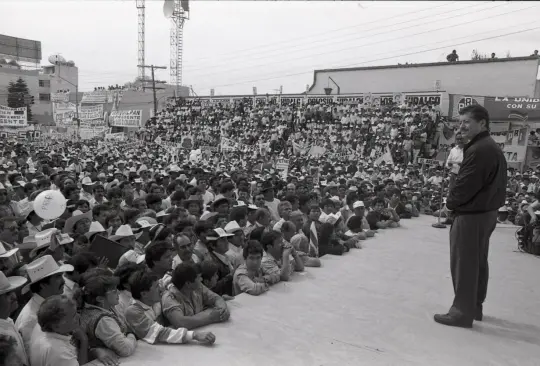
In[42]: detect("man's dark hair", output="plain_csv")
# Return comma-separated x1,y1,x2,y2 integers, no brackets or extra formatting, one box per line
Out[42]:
243,240,264,259
229,207,247,223
193,220,210,236
198,260,219,281
129,270,159,300
145,193,162,206
260,231,282,251
171,262,198,290
114,262,145,290
145,240,173,268
459,104,490,130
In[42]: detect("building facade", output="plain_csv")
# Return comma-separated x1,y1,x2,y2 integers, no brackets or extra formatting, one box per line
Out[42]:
307,57,540,98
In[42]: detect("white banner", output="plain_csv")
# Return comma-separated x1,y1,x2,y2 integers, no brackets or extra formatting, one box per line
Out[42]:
109,110,142,127
105,132,125,141
81,90,107,104
79,104,103,121
0,105,27,127
51,92,70,103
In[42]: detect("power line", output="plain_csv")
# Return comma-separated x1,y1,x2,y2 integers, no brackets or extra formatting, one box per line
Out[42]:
194,25,540,91
181,2,458,67
184,4,531,79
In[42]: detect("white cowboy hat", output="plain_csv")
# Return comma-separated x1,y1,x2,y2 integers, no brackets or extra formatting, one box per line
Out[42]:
0,242,18,258
30,228,72,258
135,217,158,229
224,221,242,234
109,224,136,242
0,271,27,295
84,221,107,239
26,255,73,284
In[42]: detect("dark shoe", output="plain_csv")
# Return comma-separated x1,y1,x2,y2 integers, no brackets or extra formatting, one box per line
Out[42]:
434,313,473,328
475,305,483,321
443,218,453,225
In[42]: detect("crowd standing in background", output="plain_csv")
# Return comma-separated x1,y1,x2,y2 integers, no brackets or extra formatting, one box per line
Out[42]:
0,95,524,365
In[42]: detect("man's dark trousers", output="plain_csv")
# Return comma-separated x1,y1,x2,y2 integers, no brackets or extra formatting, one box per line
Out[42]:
449,211,497,321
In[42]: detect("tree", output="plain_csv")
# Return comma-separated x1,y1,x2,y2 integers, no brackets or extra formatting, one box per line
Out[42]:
7,77,32,122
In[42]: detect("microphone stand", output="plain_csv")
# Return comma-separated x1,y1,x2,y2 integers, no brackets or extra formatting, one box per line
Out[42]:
432,148,449,229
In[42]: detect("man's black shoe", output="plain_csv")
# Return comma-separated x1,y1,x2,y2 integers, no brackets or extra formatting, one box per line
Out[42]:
434,313,473,328
475,306,483,321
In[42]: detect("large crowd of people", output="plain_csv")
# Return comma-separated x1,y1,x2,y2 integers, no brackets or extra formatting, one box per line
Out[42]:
0,94,523,365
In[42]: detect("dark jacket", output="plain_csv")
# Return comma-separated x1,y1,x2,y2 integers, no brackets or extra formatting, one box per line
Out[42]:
447,131,507,214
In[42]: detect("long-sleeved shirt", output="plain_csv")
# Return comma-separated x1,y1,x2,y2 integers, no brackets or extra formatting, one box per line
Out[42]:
0,317,29,365
233,263,268,296
125,299,194,344
29,329,78,366
446,146,464,174
15,293,44,354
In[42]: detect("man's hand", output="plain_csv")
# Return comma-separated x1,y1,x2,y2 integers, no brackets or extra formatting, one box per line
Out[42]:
253,277,266,283
92,348,120,366
193,331,216,345
218,306,230,321
98,257,110,268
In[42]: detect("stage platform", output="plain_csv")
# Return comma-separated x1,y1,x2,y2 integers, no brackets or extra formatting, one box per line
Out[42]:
115,216,540,366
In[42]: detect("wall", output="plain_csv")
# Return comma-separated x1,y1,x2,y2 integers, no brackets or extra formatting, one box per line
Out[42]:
308,57,540,98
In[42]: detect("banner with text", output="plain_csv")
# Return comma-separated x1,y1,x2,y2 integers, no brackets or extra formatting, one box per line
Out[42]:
81,90,108,104
109,110,142,127
0,105,27,127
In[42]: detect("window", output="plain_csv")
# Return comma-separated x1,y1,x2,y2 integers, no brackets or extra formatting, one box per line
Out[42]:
39,80,51,87
39,93,51,101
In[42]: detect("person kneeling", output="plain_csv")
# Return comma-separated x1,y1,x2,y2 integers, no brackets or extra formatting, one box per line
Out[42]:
125,270,216,345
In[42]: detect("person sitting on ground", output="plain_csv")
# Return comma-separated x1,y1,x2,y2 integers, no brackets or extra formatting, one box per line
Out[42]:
79,274,138,357
318,222,348,256
289,211,321,267
114,262,146,317
233,240,269,296
145,240,176,292
260,231,303,285
30,295,88,366
161,262,230,330
205,229,235,296
125,270,216,345
366,198,400,230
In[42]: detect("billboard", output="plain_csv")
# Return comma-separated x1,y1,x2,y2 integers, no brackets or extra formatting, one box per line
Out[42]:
109,110,142,127
0,105,27,127
0,34,42,63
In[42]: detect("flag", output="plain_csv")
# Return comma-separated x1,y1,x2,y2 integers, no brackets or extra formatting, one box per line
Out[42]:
374,145,394,166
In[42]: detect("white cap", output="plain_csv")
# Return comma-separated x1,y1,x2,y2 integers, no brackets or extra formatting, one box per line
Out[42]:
353,201,365,209
224,221,242,234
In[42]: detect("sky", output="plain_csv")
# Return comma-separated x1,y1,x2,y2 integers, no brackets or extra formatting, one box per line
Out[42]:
1,0,539,95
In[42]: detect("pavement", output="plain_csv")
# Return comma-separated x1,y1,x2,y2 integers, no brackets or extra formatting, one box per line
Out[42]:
118,215,540,366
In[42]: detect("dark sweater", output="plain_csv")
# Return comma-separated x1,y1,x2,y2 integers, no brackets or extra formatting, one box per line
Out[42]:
447,131,507,214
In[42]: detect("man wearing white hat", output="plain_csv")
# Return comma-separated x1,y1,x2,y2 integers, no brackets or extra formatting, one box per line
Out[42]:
224,221,245,270
0,271,28,366
15,255,73,354
79,176,95,203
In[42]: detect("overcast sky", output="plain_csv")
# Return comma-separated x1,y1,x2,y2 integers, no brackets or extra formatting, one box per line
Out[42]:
1,0,539,95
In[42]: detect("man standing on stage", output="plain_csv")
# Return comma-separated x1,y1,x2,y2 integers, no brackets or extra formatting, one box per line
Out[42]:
434,105,507,328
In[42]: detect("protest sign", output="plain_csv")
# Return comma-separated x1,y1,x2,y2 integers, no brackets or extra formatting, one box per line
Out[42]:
276,158,289,180
81,90,107,104
79,104,103,121
417,158,443,166
109,110,142,127
0,105,27,127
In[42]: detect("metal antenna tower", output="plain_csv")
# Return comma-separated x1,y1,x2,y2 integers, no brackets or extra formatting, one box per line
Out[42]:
136,0,146,82
169,0,189,96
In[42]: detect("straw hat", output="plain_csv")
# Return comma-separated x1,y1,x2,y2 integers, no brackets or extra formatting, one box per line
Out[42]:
26,255,73,284
224,221,242,234
0,271,27,295
0,242,18,258
206,228,233,241
84,221,107,240
109,224,136,242
63,210,93,234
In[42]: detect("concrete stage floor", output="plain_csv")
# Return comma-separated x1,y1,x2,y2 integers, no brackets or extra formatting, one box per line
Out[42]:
118,216,540,366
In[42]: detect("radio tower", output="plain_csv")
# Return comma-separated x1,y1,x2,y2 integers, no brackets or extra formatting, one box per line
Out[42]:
165,0,189,97
136,0,146,83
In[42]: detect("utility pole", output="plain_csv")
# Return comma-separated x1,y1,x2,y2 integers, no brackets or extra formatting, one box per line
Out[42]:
138,64,167,117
